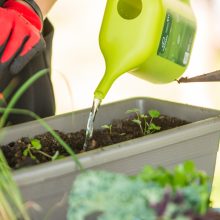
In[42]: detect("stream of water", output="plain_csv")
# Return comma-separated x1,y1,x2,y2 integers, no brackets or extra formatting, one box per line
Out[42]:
83,98,102,150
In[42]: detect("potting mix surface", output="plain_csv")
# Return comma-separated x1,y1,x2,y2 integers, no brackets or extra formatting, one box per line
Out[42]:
1,113,188,169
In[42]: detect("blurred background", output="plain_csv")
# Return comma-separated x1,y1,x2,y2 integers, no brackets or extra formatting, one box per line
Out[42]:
47,0,220,207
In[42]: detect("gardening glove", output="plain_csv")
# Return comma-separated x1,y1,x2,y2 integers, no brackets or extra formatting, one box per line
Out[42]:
0,0,45,77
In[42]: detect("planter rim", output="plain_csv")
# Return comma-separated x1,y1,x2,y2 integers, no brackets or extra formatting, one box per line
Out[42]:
2,96,220,132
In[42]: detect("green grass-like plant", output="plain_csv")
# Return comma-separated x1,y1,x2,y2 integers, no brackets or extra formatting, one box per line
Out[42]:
0,69,83,220
0,69,82,169
0,151,30,220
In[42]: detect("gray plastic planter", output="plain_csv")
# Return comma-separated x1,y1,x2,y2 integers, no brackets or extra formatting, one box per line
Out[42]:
1,97,220,219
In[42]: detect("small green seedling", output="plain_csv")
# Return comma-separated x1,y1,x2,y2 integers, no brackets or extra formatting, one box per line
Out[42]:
23,138,60,161
126,108,161,135
101,124,113,135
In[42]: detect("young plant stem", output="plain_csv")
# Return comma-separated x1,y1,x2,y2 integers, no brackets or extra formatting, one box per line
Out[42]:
27,146,36,160
35,149,55,159
135,111,144,135
0,108,83,171
143,116,149,135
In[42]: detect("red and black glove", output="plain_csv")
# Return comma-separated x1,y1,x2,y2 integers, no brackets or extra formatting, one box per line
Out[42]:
0,0,45,76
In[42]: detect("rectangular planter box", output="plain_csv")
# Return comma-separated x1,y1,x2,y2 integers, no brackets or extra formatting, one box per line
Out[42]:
1,97,220,219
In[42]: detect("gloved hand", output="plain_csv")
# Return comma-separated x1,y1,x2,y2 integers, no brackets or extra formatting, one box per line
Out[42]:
0,0,45,76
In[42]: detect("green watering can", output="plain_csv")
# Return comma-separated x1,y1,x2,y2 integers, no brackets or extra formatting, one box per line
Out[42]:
94,0,196,100
83,0,197,148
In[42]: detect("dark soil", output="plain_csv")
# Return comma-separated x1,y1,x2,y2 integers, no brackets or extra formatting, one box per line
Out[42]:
1,113,189,169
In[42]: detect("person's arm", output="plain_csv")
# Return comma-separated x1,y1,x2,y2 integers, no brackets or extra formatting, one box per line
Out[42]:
35,0,57,17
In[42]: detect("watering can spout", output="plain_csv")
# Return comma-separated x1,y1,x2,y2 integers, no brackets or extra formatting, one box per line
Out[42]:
177,70,220,83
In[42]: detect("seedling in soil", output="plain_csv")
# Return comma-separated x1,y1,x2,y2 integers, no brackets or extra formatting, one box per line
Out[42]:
126,108,161,135
101,124,126,136
101,124,113,135
23,139,60,161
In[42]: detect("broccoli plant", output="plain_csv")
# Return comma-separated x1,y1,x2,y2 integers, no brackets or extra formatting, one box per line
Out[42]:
126,108,161,135
23,138,59,161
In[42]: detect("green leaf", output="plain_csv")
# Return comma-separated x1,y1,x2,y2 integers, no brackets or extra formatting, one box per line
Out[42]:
31,139,42,150
132,119,141,125
140,114,147,119
137,161,209,189
148,123,161,131
23,148,29,157
101,124,111,129
126,108,140,114
148,110,160,118
183,160,195,173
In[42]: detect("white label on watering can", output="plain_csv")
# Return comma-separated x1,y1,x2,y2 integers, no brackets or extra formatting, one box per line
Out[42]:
157,10,195,66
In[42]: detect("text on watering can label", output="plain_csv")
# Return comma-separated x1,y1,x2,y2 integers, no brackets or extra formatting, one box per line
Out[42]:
157,10,195,66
